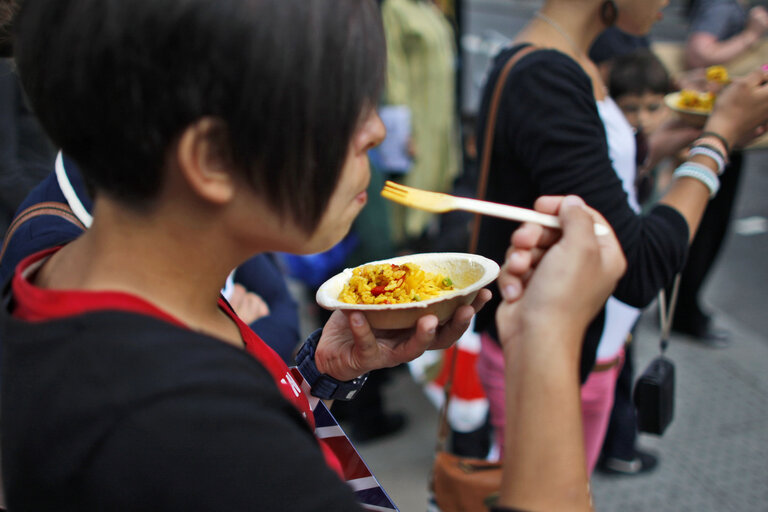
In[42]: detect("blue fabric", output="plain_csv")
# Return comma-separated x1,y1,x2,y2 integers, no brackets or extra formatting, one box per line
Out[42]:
0,167,84,286
279,233,359,289
234,254,301,363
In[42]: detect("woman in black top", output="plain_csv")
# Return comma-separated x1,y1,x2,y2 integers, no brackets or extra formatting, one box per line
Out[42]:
473,0,768,470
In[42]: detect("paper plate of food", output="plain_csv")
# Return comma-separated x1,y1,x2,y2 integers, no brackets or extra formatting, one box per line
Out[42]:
664,89,714,127
316,252,500,330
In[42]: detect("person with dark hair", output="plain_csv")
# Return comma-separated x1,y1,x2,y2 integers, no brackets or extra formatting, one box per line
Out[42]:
0,0,642,509
609,49,672,135
0,1,493,509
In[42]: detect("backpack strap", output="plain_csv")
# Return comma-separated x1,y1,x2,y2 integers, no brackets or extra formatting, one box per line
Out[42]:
0,201,86,263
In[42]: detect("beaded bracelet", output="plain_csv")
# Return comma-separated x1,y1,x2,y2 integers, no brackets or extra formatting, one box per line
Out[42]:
688,144,726,175
673,162,720,198
698,130,731,154
693,135,728,161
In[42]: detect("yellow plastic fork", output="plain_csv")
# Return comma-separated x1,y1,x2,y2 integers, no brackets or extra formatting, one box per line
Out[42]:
381,181,610,236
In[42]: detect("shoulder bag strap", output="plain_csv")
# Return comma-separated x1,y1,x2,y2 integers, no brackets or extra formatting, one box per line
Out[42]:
0,201,86,263
436,45,540,454
468,44,539,255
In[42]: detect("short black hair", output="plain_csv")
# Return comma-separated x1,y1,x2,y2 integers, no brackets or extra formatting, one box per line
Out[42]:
608,49,671,99
0,0,17,56
14,0,386,232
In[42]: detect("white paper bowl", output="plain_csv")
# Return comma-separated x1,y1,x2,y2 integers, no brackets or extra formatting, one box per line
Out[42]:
316,252,500,330
664,91,710,128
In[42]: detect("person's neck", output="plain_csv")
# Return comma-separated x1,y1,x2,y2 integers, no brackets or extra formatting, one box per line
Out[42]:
518,2,605,63
516,1,608,100
36,199,248,343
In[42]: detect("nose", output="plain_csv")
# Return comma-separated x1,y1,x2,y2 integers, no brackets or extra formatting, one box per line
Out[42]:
360,110,386,152
637,109,651,132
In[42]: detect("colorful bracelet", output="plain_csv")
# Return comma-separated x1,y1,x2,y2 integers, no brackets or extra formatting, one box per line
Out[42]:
693,135,728,160
698,130,731,154
673,162,720,198
688,144,726,175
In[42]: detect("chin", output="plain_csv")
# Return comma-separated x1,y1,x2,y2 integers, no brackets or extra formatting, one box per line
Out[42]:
304,227,353,255
617,19,653,37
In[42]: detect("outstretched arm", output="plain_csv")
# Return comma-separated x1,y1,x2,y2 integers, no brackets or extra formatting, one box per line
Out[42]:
685,6,768,69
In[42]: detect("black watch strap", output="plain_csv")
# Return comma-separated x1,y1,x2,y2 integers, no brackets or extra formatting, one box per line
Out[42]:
295,328,369,401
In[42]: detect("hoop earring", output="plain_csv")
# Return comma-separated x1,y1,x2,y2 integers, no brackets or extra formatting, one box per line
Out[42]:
600,0,618,26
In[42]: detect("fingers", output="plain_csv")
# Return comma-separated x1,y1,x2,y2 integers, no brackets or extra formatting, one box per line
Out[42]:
427,288,490,351
228,283,247,309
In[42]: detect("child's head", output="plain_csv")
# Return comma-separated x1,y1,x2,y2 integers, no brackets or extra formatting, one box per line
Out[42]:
609,49,671,134
14,0,386,243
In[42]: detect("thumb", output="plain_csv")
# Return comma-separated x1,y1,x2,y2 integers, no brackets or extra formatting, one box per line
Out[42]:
558,195,594,240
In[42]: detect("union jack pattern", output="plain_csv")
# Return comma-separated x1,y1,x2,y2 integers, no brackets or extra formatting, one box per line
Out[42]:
290,368,400,511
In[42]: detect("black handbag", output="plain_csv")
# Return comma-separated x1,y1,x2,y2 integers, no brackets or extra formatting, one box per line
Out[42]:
633,274,680,436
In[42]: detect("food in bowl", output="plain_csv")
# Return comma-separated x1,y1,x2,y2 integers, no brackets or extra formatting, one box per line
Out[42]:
705,65,729,84
676,89,715,112
316,252,500,330
339,262,454,305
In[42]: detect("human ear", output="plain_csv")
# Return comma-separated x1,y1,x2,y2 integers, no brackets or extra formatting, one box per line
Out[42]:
175,118,237,205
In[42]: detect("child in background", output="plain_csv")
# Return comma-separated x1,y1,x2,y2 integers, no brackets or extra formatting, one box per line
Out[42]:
608,49,676,205
596,48,694,476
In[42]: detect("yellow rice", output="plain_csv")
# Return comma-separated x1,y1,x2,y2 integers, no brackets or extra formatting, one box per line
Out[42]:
677,89,715,111
339,262,454,305
705,65,729,83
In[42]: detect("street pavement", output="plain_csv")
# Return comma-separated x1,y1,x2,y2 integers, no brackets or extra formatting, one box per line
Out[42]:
315,2,768,511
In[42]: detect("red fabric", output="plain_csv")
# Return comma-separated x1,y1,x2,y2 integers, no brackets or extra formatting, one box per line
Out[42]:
432,345,487,400
11,248,348,477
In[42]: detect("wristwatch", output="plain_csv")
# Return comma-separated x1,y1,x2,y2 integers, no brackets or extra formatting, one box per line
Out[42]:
295,328,369,401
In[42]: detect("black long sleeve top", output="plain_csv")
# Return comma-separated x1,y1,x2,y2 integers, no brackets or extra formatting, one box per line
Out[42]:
473,46,689,381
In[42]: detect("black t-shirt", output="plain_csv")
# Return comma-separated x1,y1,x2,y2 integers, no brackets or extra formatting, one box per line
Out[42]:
473,46,689,381
1,310,363,511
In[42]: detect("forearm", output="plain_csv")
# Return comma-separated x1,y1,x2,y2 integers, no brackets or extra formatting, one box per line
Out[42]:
685,32,761,69
657,155,713,241
498,321,592,512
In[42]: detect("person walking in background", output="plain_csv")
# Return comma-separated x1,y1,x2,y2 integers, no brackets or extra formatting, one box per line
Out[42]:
671,0,768,344
380,0,461,249
685,0,768,69
472,0,768,476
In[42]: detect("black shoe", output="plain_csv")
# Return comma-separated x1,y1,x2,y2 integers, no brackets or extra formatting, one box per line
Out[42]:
672,322,731,348
348,412,407,444
597,449,658,476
